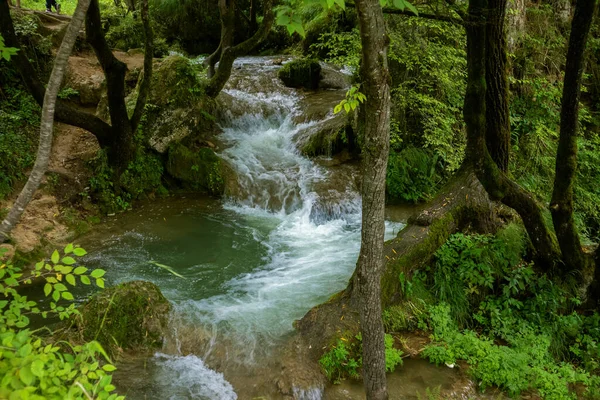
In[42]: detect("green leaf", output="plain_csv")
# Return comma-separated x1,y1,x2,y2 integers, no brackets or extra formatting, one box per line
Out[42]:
31,360,45,377
91,269,106,279
96,278,105,289
61,292,74,301
18,343,32,357
403,0,418,15
64,244,74,254
54,283,67,292
344,103,351,113
51,250,59,264
334,104,342,114
44,283,52,297
35,262,44,271
102,364,117,372
52,290,60,302
74,266,88,275
61,257,76,266
276,12,290,26
73,247,87,257
286,24,295,35
81,275,91,285
66,274,76,286
19,365,35,385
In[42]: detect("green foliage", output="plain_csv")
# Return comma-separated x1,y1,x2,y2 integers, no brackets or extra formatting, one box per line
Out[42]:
310,29,360,70
334,84,365,114
0,245,123,399
418,225,600,398
0,88,39,199
0,34,18,61
386,147,440,203
319,333,403,384
58,87,80,100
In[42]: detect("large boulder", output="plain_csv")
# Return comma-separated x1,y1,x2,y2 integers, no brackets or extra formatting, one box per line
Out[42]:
278,58,321,90
319,64,352,90
166,143,226,195
137,55,217,153
294,112,354,157
72,281,171,357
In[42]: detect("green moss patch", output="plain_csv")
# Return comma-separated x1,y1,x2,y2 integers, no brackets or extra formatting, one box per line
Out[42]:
167,143,224,195
73,281,171,357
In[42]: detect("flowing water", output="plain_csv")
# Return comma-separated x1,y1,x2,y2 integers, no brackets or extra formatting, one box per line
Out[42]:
80,58,480,399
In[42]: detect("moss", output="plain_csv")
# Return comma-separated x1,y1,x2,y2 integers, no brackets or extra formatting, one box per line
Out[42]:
166,144,224,195
278,58,322,90
381,213,455,306
150,55,206,108
73,281,171,358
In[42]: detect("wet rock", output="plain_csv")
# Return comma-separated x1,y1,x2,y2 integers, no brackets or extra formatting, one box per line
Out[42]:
319,64,352,90
141,55,217,153
72,280,171,358
279,58,321,90
294,113,352,157
166,143,226,195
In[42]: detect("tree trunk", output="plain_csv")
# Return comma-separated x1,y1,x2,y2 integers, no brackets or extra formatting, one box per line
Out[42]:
465,0,562,273
485,0,510,171
205,0,274,98
506,0,526,53
352,0,391,397
86,0,134,171
0,0,91,243
0,0,113,147
130,0,153,131
551,0,597,277
204,0,235,78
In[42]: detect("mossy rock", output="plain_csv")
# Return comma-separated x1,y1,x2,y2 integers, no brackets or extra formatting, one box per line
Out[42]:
278,58,322,90
73,281,171,357
166,144,225,195
150,55,205,108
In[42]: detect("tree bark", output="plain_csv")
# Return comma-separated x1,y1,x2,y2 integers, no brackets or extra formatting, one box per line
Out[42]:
0,0,113,147
485,0,510,171
550,0,597,276
130,0,153,131
0,0,92,243
204,0,235,78
352,0,391,397
86,0,134,171
465,0,562,273
205,0,274,98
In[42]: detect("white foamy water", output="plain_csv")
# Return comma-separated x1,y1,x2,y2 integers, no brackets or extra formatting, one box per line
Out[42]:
89,57,404,399
153,354,238,400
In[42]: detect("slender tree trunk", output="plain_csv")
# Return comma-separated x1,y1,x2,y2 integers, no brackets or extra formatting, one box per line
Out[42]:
551,0,597,277
485,0,510,171
352,0,391,397
0,0,113,146
130,0,153,131
0,0,91,243
205,0,274,98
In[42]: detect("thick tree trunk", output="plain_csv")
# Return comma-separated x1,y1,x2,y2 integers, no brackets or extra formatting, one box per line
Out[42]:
0,0,91,243
352,0,391,397
205,0,274,98
551,0,597,277
466,0,562,273
506,0,525,53
485,0,510,171
130,0,153,131
0,0,113,147
86,0,134,171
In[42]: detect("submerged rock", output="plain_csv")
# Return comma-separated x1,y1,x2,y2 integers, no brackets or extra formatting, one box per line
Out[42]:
279,58,322,90
73,281,171,357
166,143,226,195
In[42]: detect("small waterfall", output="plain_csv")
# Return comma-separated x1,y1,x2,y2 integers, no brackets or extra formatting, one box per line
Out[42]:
88,57,404,400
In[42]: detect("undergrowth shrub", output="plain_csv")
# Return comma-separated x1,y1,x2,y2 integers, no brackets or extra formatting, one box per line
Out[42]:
319,333,403,384
0,245,123,399
386,147,440,203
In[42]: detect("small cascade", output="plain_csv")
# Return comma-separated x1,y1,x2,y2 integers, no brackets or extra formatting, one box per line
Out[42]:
86,57,404,400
